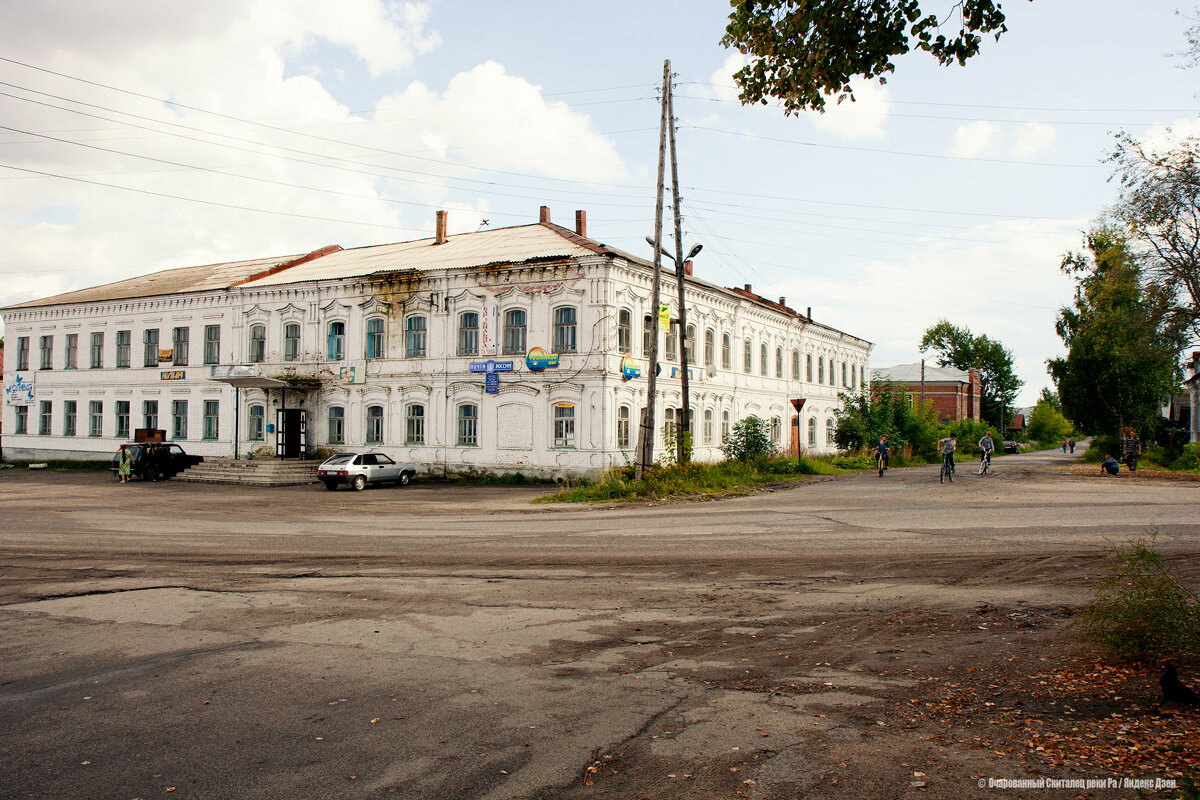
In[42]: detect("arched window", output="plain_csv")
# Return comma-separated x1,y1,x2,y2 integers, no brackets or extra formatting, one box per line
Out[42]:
328,406,345,444
458,312,479,356
327,322,345,360
248,404,265,441
365,317,385,359
457,404,478,446
366,405,384,444
405,315,427,357
504,309,526,355
617,405,631,448
792,349,800,380
618,310,632,354
704,328,715,366
643,315,654,358
808,417,817,446
841,361,848,387
760,343,768,376
722,409,731,440
553,306,577,353
704,408,714,444
818,356,825,384
776,346,784,378
684,324,696,363
743,338,752,373
721,333,731,370
806,353,813,382
249,324,266,363
826,417,836,445
665,321,678,361
771,416,781,444
284,323,301,361
406,404,425,445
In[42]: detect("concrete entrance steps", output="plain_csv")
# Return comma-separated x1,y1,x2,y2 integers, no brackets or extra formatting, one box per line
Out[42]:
175,457,320,486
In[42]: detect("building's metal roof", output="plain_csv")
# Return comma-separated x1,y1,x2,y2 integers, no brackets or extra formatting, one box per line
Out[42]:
871,362,972,383
4,253,304,309
238,223,602,288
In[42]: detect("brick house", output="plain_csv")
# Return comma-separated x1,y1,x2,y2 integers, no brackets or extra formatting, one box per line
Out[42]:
870,362,981,423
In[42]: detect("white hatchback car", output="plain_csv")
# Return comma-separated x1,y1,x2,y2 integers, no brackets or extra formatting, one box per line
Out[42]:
317,452,416,491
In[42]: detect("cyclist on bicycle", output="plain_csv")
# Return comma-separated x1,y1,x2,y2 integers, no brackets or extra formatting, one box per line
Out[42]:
938,432,957,471
875,435,890,471
978,432,995,472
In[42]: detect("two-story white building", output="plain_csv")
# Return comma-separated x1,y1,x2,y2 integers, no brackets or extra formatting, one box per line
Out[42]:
1,208,871,477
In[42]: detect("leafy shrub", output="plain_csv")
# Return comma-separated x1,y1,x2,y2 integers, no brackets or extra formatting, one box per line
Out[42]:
721,416,775,462
1170,442,1200,473
943,419,1003,456
1026,401,1075,444
833,386,941,459
1078,535,1200,660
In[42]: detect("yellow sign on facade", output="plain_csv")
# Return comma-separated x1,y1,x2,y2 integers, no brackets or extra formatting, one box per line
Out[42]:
158,349,173,363
658,304,670,329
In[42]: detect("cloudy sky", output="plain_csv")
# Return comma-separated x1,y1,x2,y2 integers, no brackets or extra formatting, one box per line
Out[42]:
2,0,1197,405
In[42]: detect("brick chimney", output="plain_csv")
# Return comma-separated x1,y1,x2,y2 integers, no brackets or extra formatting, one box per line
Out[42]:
435,210,447,245
575,210,586,237
778,296,786,307
806,307,812,321
539,206,551,224
744,283,752,293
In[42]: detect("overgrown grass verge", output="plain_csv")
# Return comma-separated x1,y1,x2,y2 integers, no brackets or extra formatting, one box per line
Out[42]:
535,455,847,503
1077,534,1200,662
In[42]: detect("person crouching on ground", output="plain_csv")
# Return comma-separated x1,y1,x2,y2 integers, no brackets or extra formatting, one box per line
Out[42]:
1100,453,1120,475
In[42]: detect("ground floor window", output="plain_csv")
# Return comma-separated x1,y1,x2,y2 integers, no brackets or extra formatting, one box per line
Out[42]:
14,406,28,435
722,410,730,441
366,405,384,444
457,404,478,446
39,401,52,435
172,400,188,439
704,408,713,444
328,406,345,444
203,400,219,440
89,401,103,437
771,415,781,445
617,405,630,449
63,401,77,436
826,417,835,445
143,400,158,432
406,404,425,445
808,417,817,446
116,401,130,439
248,404,264,441
553,403,575,448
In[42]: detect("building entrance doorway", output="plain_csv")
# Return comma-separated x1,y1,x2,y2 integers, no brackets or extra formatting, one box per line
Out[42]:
276,409,307,459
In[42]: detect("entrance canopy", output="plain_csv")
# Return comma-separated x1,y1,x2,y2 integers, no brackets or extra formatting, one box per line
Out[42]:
208,365,289,389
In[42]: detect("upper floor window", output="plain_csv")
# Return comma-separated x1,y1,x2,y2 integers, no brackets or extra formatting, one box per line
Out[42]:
704,328,715,366
807,353,813,382
760,343,768,376
743,338,752,373
861,365,866,388
617,309,632,354
365,317,385,359
406,315,427,357
458,312,479,356
204,325,221,365
115,330,131,368
818,356,825,384
503,309,526,355
16,336,29,371
684,324,696,363
553,306,577,353
721,333,731,370
665,321,678,362
249,324,266,363
172,327,189,366
90,332,104,369
327,321,345,360
65,334,78,369
283,323,300,361
144,329,160,367
39,335,53,370
841,361,847,387
776,346,784,378
792,349,800,380
643,315,654,358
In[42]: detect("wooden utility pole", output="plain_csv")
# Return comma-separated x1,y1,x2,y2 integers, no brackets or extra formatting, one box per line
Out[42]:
667,67,691,464
636,60,671,479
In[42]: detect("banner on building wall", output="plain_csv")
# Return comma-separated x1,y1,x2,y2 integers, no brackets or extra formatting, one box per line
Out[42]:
525,347,559,372
158,349,173,363
480,304,497,355
621,356,641,380
3,373,34,405
339,363,366,384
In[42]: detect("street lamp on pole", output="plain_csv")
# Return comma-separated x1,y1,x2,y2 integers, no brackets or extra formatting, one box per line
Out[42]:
646,237,702,462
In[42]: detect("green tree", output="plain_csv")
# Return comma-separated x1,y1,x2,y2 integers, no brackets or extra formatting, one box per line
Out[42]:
1108,131,1200,343
1026,400,1073,444
833,386,940,458
1047,226,1184,436
1038,387,1061,411
920,320,1022,430
720,0,1012,115
721,415,775,461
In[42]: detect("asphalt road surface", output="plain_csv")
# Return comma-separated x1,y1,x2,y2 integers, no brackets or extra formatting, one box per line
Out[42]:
1,445,1197,800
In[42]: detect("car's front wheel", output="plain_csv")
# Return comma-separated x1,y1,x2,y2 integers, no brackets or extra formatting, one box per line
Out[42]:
351,474,367,491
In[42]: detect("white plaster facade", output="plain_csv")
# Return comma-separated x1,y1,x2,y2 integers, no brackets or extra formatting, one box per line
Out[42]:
2,217,871,476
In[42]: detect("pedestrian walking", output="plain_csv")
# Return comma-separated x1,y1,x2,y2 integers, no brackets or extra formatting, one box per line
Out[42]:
1068,437,1076,454
1062,439,1068,453
117,445,132,484
1122,430,1141,473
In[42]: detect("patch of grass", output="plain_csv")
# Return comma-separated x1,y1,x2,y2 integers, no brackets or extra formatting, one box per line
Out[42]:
2,459,111,471
1077,534,1200,661
535,456,832,504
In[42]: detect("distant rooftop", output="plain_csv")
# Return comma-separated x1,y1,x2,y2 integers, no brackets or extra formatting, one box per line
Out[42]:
871,362,972,383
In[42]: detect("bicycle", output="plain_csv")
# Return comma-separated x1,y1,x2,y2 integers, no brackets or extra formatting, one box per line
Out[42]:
940,454,955,484
978,451,991,475
877,452,887,477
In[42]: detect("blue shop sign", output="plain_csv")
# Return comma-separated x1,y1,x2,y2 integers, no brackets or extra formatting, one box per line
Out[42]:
468,360,514,374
